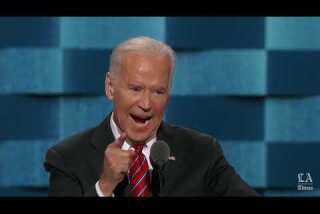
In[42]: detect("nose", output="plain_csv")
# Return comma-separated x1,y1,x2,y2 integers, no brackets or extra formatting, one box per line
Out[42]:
138,92,152,112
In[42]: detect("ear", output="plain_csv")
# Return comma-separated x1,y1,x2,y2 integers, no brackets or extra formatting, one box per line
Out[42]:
105,72,114,100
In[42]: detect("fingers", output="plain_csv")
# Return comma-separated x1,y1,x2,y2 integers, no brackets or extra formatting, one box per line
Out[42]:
116,154,136,175
117,149,136,165
100,132,139,188
118,150,137,172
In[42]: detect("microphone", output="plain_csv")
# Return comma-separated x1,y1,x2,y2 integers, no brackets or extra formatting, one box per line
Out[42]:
150,140,170,196
150,140,170,169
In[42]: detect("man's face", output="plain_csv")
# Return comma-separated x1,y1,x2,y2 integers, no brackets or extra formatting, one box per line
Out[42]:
106,52,171,143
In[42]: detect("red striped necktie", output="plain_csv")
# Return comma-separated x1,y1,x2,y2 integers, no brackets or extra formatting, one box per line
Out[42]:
128,144,152,197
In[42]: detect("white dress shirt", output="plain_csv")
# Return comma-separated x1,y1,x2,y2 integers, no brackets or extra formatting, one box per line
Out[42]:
95,113,156,197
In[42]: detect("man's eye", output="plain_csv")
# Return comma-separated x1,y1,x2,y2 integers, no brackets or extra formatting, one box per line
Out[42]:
155,90,165,95
130,87,141,92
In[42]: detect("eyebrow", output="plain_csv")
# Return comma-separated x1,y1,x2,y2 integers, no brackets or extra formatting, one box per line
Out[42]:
128,83,143,87
128,83,167,91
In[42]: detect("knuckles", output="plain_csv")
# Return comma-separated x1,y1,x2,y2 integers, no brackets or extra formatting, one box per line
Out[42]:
104,148,134,168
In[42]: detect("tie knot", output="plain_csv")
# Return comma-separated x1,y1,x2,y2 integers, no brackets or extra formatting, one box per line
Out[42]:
133,144,144,153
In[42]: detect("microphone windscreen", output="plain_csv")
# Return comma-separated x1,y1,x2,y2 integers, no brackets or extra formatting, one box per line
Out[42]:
150,140,170,168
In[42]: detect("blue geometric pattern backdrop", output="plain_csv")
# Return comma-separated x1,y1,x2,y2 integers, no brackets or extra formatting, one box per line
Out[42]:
1,17,320,196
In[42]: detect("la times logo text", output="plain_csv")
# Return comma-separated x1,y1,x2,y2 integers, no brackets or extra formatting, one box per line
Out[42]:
297,172,314,191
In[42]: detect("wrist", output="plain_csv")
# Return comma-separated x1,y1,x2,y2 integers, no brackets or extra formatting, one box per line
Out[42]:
98,179,116,196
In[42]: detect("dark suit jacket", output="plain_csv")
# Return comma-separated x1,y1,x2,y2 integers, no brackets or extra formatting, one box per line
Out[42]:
44,113,259,197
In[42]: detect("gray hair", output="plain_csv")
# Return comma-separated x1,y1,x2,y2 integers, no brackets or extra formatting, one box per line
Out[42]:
109,36,176,84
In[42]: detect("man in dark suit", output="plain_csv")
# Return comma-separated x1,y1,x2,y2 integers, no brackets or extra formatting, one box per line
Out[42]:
44,36,259,197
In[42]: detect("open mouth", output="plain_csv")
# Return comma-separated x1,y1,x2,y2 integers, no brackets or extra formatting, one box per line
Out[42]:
130,114,152,125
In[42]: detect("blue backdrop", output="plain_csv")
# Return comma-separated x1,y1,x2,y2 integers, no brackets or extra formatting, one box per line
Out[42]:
1,17,320,196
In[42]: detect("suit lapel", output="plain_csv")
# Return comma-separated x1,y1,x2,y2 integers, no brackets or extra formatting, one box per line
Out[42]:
91,113,115,153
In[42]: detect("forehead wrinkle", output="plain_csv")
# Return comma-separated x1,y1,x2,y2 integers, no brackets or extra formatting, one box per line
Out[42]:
117,52,171,88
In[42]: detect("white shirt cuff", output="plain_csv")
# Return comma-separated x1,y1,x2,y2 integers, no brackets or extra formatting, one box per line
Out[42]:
95,180,115,197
